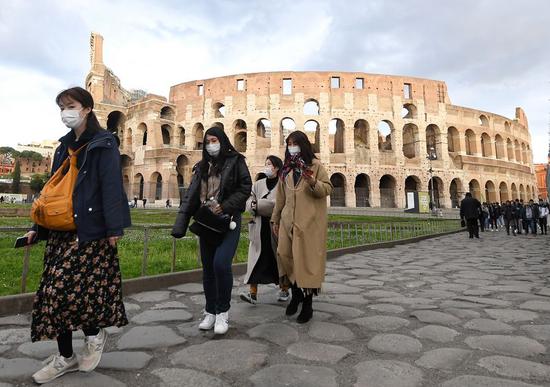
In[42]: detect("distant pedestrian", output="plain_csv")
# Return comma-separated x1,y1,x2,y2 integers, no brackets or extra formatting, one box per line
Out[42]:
538,200,548,235
165,199,171,208
460,192,481,239
502,200,517,236
142,198,147,208
133,196,138,207
271,130,333,323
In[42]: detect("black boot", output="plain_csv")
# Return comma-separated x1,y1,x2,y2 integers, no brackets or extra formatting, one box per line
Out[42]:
297,294,313,324
285,284,303,316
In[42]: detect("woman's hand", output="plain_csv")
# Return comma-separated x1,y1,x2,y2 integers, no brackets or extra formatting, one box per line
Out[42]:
302,170,316,187
108,236,121,247
24,231,37,248
212,204,223,215
272,223,279,237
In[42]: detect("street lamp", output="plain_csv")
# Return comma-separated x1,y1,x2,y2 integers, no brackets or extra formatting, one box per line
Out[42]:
427,146,437,214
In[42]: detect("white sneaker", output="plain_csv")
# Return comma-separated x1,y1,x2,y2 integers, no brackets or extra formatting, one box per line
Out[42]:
214,312,229,335
278,290,290,302
79,328,107,372
32,354,79,384
199,312,216,330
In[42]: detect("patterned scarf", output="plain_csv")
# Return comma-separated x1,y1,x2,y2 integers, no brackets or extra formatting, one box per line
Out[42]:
281,154,307,182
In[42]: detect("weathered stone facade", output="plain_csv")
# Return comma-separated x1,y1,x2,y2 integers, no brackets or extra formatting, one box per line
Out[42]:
85,33,537,208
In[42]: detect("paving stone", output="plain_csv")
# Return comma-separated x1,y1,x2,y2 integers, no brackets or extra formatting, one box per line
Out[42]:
18,340,84,358
308,321,356,342
412,325,459,343
441,375,542,387
367,334,422,354
117,326,186,350
287,342,352,364
463,289,493,296
465,335,546,357
415,348,473,370
484,285,533,293
454,279,494,287
444,308,481,319
123,302,140,311
0,346,9,355
464,318,515,333
151,301,188,309
432,283,470,291
367,303,405,314
364,290,402,298
521,325,550,341
316,293,367,305
410,310,461,325
0,357,42,379
98,351,152,370
349,316,409,332
322,282,363,293
314,302,364,318
249,364,338,387
151,368,230,387
0,328,29,345
403,280,426,288
176,321,204,337
454,296,511,307
42,372,127,386
484,309,539,322
455,271,498,280
247,323,299,346
168,283,204,293
229,303,284,326
131,309,193,324
127,290,171,303
478,355,550,381
347,268,379,276
440,300,483,309
519,300,550,312
0,315,29,326
415,290,457,299
172,340,268,374
0,383,13,387
353,360,423,387
346,279,385,287
378,297,434,306
535,287,550,297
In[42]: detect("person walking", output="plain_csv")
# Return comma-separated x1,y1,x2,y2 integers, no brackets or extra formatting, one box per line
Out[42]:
271,130,332,324
240,156,290,304
538,200,548,235
171,127,251,335
502,200,516,236
460,192,482,239
514,199,523,234
142,198,147,208
24,87,130,384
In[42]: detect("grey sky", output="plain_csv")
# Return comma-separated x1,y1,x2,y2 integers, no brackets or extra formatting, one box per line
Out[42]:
1,0,548,162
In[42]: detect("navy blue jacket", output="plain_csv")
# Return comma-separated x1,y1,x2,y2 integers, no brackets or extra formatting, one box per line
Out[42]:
34,130,131,243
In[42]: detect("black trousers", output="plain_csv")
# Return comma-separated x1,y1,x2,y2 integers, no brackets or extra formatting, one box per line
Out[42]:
538,217,547,234
466,218,479,238
57,328,99,358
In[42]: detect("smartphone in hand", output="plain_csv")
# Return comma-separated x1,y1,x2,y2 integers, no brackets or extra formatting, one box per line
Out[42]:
14,235,37,249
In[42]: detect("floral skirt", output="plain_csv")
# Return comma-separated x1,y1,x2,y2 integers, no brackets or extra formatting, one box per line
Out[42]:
31,231,128,341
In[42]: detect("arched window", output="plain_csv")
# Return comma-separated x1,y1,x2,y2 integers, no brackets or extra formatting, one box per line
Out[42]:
330,174,346,207
193,123,204,150
378,121,393,151
481,133,492,157
479,115,489,127
329,118,345,153
161,125,171,145
465,129,476,155
469,179,481,200
213,102,225,118
304,120,320,153
379,175,397,208
402,123,418,159
304,99,320,115
178,126,185,146
354,174,370,207
256,119,271,150
450,178,463,208
280,118,296,145
402,103,417,119
160,106,175,120
447,127,459,153
495,135,504,159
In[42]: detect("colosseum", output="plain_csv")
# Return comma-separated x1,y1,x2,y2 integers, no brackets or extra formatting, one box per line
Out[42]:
85,33,537,209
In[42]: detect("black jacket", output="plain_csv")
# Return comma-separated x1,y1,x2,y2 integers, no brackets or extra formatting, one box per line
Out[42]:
34,130,131,243
171,152,251,238
460,196,481,220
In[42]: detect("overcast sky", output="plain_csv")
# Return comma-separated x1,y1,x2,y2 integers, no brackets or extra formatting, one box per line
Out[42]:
1,0,549,162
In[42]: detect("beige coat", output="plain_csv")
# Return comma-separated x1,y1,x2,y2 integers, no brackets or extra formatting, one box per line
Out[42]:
243,178,278,283
271,159,332,288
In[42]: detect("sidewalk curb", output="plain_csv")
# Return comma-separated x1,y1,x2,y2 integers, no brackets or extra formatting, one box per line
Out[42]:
0,229,461,317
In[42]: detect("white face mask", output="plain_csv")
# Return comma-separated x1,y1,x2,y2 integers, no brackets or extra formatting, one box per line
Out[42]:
263,166,275,178
205,143,221,157
288,145,300,156
61,109,85,129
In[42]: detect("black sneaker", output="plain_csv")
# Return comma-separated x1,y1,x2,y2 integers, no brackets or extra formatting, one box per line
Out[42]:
240,292,257,305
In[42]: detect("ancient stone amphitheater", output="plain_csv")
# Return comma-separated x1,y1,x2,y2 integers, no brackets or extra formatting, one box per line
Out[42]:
86,33,537,209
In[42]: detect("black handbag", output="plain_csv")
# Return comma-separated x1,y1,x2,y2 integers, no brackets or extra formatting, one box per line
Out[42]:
190,206,231,234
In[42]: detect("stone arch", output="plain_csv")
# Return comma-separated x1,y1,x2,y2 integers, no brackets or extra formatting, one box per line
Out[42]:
519,184,525,201
495,134,504,159
479,114,489,127
178,126,185,146
233,119,247,152
505,121,511,131
330,173,346,207
526,184,531,200
329,118,345,154
137,122,148,146
304,120,320,153
304,99,320,115
134,173,145,199
447,126,460,153
428,176,445,208
123,175,130,197
514,139,521,162
485,180,497,202
150,172,163,201
354,119,369,163
481,132,492,157
469,179,481,200
106,110,126,138
161,124,172,145
450,178,463,208
160,106,175,120
506,138,514,161
499,182,509,202
521,143,527,164
211,122,225,131
405,175,421,208
511,183,518,200
378,120,394,151
256,118,272,149
402,103,417,119
213,102,225,118
120,154,132,169
354,174,370,207
531,186,535,200
193,123,204,150
402,123,419,159
379,174,397,208
176,155,189,202
465,129,476,155
526,145,531,165
426,124,441,159
125,127,133,149
280,117,296,145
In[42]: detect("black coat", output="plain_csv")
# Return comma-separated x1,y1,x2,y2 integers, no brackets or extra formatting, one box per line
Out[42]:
171,152,252,238
33,130,131,243
460,196,481,220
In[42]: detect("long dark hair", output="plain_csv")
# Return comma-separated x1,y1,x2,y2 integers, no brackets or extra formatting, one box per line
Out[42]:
285,130,317,165
266,155,283,176
199,126,240,181
55,87,104,133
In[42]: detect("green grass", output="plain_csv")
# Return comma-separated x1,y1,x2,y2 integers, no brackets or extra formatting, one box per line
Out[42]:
0,210,459,297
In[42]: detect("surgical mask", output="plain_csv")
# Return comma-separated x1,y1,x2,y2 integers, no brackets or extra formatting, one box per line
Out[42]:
288,145,300,156
61,109,85,129
205,143,221,157
264,166,275,178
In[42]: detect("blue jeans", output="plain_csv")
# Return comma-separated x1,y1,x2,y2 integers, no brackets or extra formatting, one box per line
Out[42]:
199,215,241,314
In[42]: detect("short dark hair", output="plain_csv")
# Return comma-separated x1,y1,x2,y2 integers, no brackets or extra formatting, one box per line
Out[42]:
465,192,472,198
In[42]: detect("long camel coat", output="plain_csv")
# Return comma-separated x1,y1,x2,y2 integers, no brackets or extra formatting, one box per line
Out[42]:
243,178,278,284
271,159,332,289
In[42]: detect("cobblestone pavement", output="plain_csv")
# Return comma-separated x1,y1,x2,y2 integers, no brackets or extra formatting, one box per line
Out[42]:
1,231,549,386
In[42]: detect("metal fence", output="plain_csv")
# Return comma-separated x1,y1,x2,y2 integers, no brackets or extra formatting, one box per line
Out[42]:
1,219,459,295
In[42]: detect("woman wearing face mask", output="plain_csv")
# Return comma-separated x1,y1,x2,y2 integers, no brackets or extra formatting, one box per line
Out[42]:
271,131,332,323
240,156,290,304
24,87,130,384
172,127,251,335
